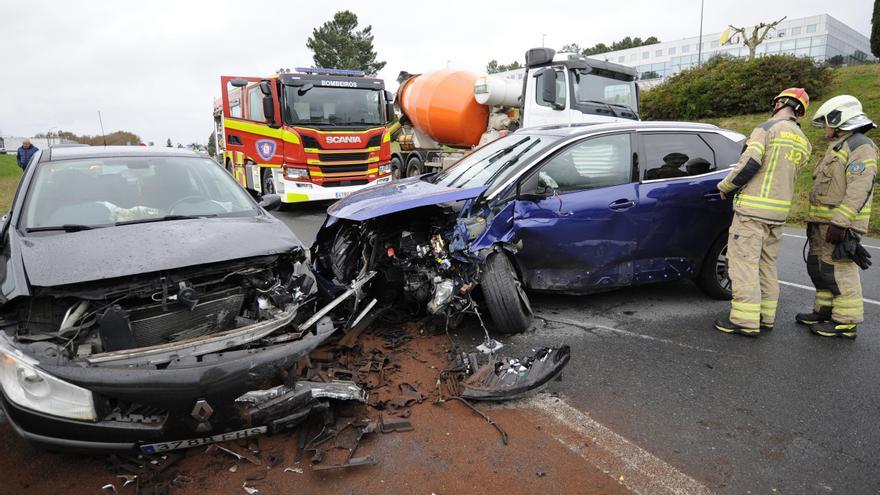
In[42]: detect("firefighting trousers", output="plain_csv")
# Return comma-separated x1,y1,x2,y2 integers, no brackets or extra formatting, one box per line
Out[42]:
806,223,864,324
727,214,783,328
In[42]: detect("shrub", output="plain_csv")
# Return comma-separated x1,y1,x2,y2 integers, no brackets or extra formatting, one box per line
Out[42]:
641,54,834,120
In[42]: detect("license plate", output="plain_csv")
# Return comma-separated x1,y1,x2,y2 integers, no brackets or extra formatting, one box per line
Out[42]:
139,426,267,454
334,192,350,199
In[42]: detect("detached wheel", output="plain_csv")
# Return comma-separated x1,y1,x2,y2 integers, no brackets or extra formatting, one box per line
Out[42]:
697,234,732,300
261,168,276,195
406,156,423,177
480,252,533,334
391,156,403,180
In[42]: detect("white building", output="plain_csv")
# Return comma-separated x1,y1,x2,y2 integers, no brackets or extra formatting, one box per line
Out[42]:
590,14,875,82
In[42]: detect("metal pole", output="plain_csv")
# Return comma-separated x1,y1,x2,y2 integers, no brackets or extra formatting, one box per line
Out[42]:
697,0,705,65
542,33,546,47
97,111,107,146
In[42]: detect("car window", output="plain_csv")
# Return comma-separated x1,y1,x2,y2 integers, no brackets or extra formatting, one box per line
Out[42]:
642,133,716,180
22,156,257,229
529,133,632,194
701,132,744,167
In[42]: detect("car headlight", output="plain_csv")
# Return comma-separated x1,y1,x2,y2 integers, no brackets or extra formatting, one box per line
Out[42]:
378,164,392,175
284,167,309,180
0,340,96,421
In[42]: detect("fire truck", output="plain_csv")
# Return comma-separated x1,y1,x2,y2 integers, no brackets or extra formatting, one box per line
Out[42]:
214,68,395,203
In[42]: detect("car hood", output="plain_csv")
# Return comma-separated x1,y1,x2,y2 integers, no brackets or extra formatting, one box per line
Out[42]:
19,215,301,288
328,176,487,222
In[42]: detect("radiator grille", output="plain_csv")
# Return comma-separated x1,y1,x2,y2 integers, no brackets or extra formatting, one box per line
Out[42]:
129,288,244,347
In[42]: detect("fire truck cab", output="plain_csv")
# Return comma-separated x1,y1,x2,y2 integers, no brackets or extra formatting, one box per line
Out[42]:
216,68,394,204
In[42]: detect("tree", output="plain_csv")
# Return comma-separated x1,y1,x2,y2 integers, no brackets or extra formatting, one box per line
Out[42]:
207,132,217,158
560,43,581,53
728,16,786,59
578,36,660,56
166,138,172,148
306,10,386,75
486,60,523,74
872,0,880,59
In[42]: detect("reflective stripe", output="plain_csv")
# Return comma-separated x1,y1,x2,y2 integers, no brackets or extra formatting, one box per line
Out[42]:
837,204,858,219
746,142,765,154
225,119,301,144
833,308,863,316
732,301,760,309
760,146,781,198
736,194,791,212
768,138,810,155
832,149,849,162
833,298,863,306
731,309,760,321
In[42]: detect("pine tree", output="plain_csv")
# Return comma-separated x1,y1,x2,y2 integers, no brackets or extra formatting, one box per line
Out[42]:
166,138,172,148
306,11,386,75
871,0,880,59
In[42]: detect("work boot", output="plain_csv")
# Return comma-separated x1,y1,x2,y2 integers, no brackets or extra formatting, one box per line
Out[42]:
810,321,858,339
760,320,774,333
795,308,832,326
714,319,761,337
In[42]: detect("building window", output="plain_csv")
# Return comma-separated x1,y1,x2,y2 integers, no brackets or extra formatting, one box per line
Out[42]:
777,29,786,37
806,24,817,33
655,49,663,57
682,44,690,53
669,47,676,55
791,26,802,35
642,51,649,59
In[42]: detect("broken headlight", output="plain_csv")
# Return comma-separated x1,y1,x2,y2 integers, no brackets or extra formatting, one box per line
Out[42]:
0,339,96,421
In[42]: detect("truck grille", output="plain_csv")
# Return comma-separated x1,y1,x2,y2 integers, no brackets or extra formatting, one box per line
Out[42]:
302,136,321,149
318,152,369,163
129,287,245,347
319,164,369,174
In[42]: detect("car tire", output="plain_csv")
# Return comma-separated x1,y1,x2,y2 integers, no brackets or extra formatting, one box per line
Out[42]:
330,224,363,284
480,252,533,334
697,234,732,300
391,156,403,180
406,156,423,177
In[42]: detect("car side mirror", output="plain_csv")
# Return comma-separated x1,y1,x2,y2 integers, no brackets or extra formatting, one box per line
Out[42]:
262,95,277,126
298,83,314,96
259,193,281,211
518,172,558,201
259,80,272,96
385,102,395,122
539,69,557,105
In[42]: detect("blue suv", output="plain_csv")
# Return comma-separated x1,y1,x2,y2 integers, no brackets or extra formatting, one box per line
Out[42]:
313,122,745,334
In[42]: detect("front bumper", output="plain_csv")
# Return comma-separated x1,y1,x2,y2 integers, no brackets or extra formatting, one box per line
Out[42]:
280,175,392,203
0,325,344,454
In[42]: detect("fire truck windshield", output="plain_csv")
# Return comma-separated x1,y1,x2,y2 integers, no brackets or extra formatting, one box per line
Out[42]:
283,86,384,127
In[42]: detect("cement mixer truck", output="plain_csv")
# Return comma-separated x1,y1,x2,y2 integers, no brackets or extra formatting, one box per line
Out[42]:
391,47,640,177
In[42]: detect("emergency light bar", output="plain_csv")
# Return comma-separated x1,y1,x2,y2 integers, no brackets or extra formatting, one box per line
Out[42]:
295,67,366,77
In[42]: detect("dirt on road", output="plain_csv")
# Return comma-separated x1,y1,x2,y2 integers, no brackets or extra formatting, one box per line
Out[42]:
0,322,630,495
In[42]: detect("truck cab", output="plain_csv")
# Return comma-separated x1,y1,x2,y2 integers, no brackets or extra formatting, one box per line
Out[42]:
218,68,395,204
521,48,640,127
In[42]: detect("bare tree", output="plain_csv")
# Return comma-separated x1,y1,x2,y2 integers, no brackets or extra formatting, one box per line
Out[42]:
728,16,787,59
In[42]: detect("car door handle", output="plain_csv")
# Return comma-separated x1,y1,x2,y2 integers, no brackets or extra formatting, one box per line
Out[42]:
608,199,636,211
703,192,723,201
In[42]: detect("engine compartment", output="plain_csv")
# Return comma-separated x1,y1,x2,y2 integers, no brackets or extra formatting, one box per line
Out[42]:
0,249,317,366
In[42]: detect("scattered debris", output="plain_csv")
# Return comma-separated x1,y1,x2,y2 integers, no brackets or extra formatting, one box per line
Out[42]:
284,467,304,474
379,415,414,433
438,396,509,445
242,482,260,495
536,470,547,477
102,484,117,493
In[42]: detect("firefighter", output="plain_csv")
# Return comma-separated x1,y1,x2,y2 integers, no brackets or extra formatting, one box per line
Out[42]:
796,95,877,339
714,88,812,336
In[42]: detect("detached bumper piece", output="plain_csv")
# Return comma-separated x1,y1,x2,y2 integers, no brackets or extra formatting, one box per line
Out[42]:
460,346,571,401
235,381,366,434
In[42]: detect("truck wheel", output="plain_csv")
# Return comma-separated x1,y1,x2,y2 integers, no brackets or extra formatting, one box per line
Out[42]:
406,156,423,177
697,234,732,300
480,252,533,334
391,156,403,180
261,168,276,195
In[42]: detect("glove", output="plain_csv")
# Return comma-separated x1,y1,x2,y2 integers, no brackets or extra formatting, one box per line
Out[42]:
825,224,848,243
832,230,873,270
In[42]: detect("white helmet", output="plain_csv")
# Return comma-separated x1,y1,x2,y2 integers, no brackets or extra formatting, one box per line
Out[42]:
811,95,876,131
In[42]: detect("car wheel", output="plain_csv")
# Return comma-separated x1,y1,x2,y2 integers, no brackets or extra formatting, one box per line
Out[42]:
391,156,403,180
261,168,276,195
406,156,423,177
330,224,363,284
480,252,533,334
697,234,732,300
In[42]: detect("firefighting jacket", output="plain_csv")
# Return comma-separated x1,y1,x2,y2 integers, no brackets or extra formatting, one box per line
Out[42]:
807,132,878,234
718,117,812,223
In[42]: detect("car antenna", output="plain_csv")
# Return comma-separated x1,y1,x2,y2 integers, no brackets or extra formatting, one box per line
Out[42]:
97,110,107,147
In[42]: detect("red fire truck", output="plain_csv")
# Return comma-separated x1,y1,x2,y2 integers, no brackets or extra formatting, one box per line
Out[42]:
215,68,394,203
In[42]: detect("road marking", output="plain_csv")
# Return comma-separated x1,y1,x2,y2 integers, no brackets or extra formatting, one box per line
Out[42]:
779,280,880,306
783,233,880,250
518,394,713,495
535,314,733,355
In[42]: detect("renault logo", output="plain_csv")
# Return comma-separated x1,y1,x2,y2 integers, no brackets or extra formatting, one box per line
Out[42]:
191,399,214,422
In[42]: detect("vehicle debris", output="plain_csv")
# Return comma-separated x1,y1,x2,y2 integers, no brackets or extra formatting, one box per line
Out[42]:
379,415,414,433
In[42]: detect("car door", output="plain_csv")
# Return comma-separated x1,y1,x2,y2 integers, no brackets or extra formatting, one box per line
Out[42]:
632,131,736,282
512,132,639,292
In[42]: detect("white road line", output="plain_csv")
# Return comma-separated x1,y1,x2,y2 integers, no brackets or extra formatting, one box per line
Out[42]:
779,280,880,306
783,233,880,250
518,395,712,495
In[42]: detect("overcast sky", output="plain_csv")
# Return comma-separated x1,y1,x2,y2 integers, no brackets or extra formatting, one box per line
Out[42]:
0,0,872,145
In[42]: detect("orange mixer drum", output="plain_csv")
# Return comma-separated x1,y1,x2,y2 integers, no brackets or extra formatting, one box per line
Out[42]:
399,70,489,148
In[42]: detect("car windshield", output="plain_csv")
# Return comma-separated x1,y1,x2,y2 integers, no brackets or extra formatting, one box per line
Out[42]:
430,133,560,189
22,156,258,230
573,70,639,113
283,85,384,126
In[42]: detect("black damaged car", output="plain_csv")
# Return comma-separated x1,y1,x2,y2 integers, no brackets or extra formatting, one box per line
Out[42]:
0,146,363,453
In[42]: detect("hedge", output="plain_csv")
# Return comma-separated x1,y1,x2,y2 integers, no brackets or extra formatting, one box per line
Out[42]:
641,55,834,120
